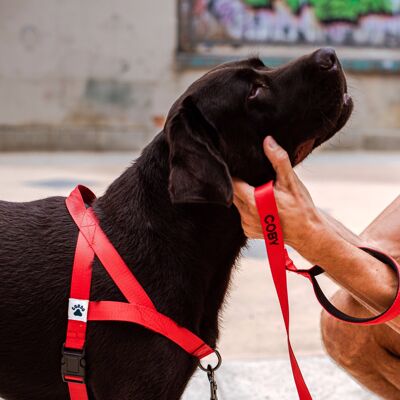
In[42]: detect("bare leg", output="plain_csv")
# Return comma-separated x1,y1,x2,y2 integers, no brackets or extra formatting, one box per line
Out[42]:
322,291,400,399
360,196,400,261
321,196,400,399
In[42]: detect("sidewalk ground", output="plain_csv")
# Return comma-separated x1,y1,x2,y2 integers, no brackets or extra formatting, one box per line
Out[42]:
1,150,399,399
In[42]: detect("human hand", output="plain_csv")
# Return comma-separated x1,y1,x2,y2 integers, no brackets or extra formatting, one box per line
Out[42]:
233,136,324,252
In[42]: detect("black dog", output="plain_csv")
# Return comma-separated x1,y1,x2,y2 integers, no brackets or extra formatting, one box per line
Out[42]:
0,48,352,400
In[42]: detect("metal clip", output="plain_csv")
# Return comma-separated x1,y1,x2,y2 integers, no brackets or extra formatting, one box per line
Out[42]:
198,350,222,400
207,365,218,400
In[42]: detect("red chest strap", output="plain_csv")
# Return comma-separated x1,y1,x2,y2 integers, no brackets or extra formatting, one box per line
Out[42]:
62,186,214,400
255,181,400,399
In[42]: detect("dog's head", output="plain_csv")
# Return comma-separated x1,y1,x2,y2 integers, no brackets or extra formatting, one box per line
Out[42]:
165,48,353,207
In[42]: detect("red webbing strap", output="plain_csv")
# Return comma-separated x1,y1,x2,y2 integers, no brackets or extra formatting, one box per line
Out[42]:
255,182,312,400
67,380,89,400
63,187,99,400
63,230,94,400
88,301,213,358
65,232,94,350
66,186,154,309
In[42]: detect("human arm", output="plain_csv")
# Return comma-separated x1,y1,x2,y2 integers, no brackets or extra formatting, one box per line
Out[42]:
233,136,400,332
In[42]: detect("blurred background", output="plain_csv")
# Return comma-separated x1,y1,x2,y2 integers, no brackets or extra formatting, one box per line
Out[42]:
0,0,399,151
0,1,399,399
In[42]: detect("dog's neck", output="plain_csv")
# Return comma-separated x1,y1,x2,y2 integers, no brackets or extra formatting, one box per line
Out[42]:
95,132,246,344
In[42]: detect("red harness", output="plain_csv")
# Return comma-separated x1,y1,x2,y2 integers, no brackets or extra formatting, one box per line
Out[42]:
62,183,400,400
62,186,214,400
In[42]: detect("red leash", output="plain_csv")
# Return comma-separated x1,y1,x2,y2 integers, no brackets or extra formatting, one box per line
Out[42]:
255,181,400,399
62,186,214,400
255,182,312,399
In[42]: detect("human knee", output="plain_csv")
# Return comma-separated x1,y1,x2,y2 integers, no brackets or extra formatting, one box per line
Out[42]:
320,291,367,369
321,306,343,362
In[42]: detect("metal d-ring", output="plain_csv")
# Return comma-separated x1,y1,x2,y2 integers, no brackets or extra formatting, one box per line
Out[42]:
198,350,222,400
198,349,222,372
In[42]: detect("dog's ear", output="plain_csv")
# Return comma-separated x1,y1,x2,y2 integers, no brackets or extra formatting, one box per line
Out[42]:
165,97,233,207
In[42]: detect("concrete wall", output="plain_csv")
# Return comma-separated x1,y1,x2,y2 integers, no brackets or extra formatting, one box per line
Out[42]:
0,0,399,150
346,73,400,150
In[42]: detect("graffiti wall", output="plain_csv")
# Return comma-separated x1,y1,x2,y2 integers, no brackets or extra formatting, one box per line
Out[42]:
182,0,400,48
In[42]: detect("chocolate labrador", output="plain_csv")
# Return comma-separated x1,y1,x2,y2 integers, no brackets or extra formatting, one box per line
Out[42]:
0,48,353,400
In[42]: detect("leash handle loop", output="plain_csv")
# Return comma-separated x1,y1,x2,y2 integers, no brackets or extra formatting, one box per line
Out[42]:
291,247,400,325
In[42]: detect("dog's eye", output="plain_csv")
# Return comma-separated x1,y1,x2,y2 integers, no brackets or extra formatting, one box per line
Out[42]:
248,84,266,100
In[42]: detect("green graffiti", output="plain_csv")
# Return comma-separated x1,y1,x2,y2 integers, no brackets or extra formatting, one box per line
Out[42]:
243,0,270,7
285,0,305,12
310,0,393,21
244,0,397,20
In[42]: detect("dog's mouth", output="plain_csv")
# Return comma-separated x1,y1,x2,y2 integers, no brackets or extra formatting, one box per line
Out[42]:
294,138,316,165
293,91,353,165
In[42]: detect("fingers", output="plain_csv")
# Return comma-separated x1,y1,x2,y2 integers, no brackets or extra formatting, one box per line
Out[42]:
233,198,263,239
232,178,263,239
263,136,294,186
232,178,255,206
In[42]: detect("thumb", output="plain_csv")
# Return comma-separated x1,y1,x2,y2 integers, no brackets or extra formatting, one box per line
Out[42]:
263,136,294,186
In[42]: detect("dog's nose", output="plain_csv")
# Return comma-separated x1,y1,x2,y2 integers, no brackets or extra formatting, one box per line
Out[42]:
315,47,337,70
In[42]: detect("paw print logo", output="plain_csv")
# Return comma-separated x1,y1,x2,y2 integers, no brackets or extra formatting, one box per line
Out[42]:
72,304,85,317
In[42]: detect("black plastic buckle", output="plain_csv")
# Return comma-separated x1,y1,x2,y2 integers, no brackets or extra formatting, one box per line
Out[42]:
61,345,86,384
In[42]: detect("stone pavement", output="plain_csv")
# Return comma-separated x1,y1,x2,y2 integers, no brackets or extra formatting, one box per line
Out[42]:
183,356,377,400
1,150,399,399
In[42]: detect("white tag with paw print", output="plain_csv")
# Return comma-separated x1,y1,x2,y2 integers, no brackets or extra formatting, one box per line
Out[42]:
68,298,89,322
